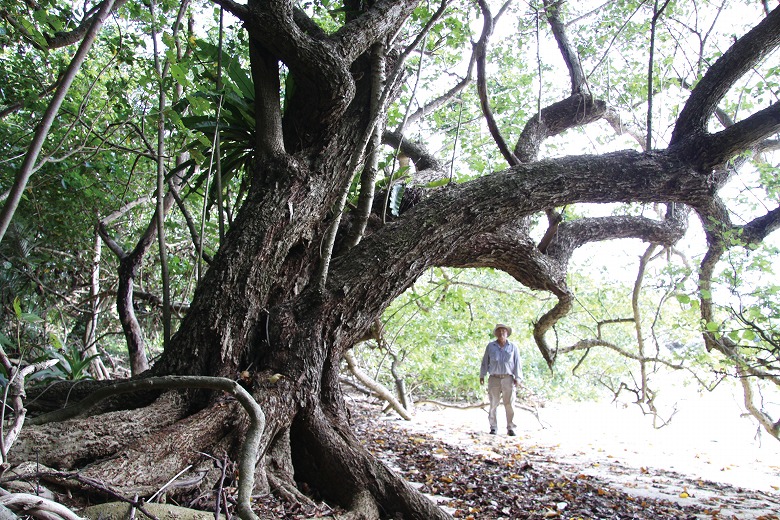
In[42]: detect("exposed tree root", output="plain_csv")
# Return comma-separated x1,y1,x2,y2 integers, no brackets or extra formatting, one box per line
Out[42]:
15,374,448,519
75,401,238,497
0,492,83,520
291,406,450,520
262,429,314,507
11,392,187,468
340,490,380,520
14,377,267,520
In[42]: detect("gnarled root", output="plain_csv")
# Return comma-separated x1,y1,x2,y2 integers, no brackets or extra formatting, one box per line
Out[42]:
262,429,315,507
11,392,187,469
291,406,450,520
12,394,239,501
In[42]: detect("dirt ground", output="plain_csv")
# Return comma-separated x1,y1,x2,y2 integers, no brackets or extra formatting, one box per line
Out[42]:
371,383,780,519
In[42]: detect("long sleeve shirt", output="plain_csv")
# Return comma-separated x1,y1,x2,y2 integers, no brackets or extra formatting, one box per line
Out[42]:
480,340,522,380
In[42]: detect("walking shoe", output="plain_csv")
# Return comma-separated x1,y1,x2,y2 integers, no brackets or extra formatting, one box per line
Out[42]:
508,429,516,436
489,429,496,435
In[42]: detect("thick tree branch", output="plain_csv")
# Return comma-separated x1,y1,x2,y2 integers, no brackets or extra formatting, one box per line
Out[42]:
248,38,285,158
244,0,354,124
325,146,728,367
671,6,780,143
383,131,445,173
330,148,720,292
680,101,780,171
514,94,608,163
212,0,249,20
545,213,688,264
741,205,780,244
333,0,425,63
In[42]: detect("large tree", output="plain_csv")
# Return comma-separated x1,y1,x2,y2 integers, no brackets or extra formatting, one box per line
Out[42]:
4,0,780,518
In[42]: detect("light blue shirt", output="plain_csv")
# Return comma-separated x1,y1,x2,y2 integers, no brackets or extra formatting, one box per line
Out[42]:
480,340,521,380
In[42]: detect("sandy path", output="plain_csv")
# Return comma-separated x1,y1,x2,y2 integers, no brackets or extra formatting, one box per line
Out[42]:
379,383,780,518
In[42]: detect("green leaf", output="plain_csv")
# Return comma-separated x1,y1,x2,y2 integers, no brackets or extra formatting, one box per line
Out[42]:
705,321,719,332
13,297,22,318
21,312,43,324
675,294,690,304
0,332,14,348
226,60,254,101
20,17,47,49
389,184,405,217
169,63,190,87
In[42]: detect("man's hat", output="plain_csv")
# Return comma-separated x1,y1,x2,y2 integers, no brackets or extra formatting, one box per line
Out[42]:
493,323,512,337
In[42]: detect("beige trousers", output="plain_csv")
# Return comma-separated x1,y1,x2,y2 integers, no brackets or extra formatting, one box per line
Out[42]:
487,375,516,431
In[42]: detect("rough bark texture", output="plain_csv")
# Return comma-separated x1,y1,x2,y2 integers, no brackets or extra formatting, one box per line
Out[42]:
14,2,780,518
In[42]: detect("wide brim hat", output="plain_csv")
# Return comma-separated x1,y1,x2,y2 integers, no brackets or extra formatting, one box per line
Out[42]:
493,323,512,337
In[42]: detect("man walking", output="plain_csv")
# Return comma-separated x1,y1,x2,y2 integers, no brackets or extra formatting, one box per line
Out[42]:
479,323,521,436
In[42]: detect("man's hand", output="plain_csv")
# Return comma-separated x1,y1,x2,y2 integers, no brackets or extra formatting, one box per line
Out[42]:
479,377,484,385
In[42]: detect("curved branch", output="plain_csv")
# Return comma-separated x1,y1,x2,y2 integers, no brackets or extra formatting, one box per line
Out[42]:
671,6,780,143
328,149,721,311
741,205,780,244
0,493,84,520
475,0,517,166
343,350,410,420
43,0,128,49
736,363,780,438
1,359,59,461
545,212,688,264
514,94,608,162
556,338,684,370
405,51,475,127
532,292,573,367
325,148,725,368
27,376,266,520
